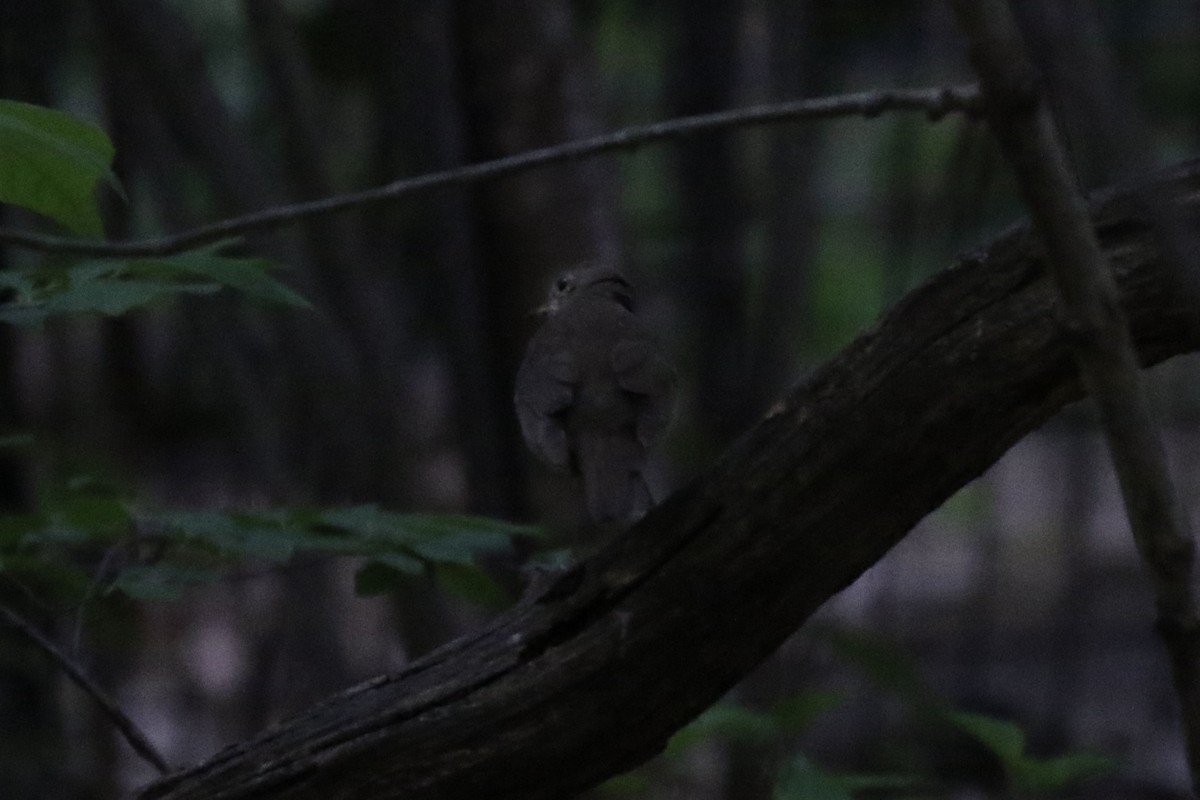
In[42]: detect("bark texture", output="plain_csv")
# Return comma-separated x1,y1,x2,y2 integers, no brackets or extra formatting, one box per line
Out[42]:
140,160,1200,800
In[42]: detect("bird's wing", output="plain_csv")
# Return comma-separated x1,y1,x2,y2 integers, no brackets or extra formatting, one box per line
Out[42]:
611,337,676,447
514,340,578,468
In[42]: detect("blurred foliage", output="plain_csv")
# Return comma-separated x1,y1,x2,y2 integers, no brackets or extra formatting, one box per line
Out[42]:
772,757,921,800
0,458,540,608
818,627,1117,795
604,626,1116,798
0,242,313,326
0,102,535,680
944,710,1115,794
0,104,310,322
0,258,223,324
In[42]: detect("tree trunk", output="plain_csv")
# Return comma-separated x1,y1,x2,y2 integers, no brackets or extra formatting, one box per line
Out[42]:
137,160,1200,800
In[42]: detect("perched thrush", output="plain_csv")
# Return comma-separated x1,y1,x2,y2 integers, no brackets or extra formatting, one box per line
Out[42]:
514,265,675,523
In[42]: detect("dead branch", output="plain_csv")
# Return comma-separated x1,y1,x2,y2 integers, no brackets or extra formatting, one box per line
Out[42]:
0,85,980,259
137,159,1200,800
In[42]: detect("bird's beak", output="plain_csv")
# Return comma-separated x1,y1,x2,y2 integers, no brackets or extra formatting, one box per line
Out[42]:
530,297,560,316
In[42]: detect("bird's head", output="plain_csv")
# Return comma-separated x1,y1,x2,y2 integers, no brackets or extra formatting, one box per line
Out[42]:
539,264,634,314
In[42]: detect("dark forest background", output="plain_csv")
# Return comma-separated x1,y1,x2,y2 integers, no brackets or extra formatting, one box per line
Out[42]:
1,1,1200,798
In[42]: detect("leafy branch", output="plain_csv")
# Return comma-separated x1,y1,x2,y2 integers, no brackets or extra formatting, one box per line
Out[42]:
1,471,541,607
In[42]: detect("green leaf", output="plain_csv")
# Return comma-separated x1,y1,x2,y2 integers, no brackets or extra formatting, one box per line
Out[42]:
0,261,222,327
1012,751,1116,792
43,262,221,316
137,241,312,309
354,561,401,595
598,771,654,797
0,553,92,600
373,550,425,575
141,508,297,562
773,756,853,800
945,710,1116,791
317,506,536,564
770,691,843,733
818,627,940,711
50,492,130,541
0,512,45,549
944,710,1027,763
110,563,222,601
0,242,310,329
773,756,922,800
354,558,424,596
0,432,35,450
405,528,512,564
0,99,119,235
666,701,777,756
432,562,512,608
322,506,539,540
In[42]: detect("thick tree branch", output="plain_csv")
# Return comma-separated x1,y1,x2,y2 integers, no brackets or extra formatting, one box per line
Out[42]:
951,1,1200,788
136,161,1200,800
0,85,981,259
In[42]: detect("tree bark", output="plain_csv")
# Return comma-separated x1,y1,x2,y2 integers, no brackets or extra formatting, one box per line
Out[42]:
139,159,1200,800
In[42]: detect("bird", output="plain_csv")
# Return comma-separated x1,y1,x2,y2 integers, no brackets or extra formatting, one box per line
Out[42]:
514,264,675,524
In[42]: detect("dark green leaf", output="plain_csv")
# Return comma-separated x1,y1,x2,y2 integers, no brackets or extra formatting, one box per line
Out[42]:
0,432,36,450
818,627,940,710
433,562,512,608
946,710,1116,791
0,261,222,327
0,553,94,601
142,508,298,562
771,691,843,733
138,241,312,309
373,551,426,576
772,756,853,800
0,98,119,235
0,512,45,549
944,710,1027,763
318,504,403,538
773,756,922,800
835,772,927,792
0,304,53,327
110,564,222,601
354,560,416,596
51,492,130,540
406,528,513,564
598,771,653,797
1012,752,1116,792
42,271,221,316
352,552,441,597
666,701,777,756
318,506,535,564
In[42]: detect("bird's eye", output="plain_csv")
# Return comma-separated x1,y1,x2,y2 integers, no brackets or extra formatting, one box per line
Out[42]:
555,278,571,292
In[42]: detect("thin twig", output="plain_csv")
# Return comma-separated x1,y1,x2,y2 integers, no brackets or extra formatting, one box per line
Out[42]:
73,540,128,656
0,84,982,259
1,604,171,775
950,0,1200,791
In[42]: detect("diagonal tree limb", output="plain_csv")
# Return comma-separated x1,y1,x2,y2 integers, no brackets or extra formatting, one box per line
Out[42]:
136,161,1200,800
1,604,171,775
0,85,981,259
950,0,1200,789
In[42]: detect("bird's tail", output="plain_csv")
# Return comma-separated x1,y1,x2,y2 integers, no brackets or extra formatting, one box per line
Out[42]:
577,433,651,524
